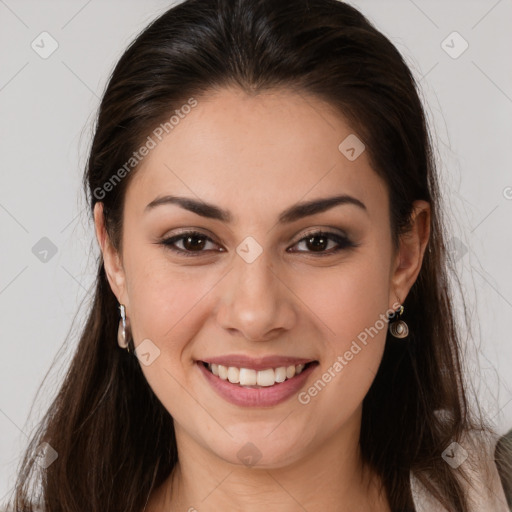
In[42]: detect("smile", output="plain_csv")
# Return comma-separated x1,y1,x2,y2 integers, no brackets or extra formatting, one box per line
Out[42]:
203,361,313,388
197,359,319,407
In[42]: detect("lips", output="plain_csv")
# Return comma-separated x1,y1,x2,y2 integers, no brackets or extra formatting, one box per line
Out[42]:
197,358,319,407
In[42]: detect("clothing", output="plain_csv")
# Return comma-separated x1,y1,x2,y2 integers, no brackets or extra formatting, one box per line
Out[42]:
411,470,509,511
411,429,510,512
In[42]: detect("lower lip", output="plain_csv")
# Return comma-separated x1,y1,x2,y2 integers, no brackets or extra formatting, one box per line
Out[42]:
197,361,317,407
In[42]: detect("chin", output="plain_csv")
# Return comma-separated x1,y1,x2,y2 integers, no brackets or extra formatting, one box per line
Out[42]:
208,431,310,469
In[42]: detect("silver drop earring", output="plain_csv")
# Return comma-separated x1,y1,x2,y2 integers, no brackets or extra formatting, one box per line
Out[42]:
389,304,409,339
118,304,132,352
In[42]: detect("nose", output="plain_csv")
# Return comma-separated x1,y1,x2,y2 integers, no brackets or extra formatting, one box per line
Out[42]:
215,249,297,342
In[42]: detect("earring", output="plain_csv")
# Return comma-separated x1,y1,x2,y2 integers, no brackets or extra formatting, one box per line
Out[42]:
118,304,132,352
388,303,409,339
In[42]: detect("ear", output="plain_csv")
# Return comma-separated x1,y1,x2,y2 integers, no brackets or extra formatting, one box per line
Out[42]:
93,202,128,306
389,200,431,307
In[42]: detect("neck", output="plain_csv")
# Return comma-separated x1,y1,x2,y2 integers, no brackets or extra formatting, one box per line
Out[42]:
148,409,391,512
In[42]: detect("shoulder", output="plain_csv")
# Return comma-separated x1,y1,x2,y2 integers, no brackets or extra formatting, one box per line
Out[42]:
462,428,510,511
411,428,511,512
496,429,512,510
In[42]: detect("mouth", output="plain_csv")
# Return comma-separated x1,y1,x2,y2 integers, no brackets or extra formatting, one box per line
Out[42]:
200,360,319,389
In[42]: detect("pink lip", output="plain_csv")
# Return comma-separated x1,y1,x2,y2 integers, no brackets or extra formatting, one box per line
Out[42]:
199,354,315,371
197,360,318,407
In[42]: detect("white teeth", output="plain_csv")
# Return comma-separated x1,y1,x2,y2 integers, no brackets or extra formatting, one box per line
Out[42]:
239,368,257,386
227,366,240,384
274,367,287,383
218,365,228,381
206,362,311,387
286,365,296,378
256,368,275,387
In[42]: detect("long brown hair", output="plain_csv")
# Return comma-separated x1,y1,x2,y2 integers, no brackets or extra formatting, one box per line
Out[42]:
7,0,509,510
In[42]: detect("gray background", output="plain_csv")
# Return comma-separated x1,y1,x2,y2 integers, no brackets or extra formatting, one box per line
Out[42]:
1,0,511,502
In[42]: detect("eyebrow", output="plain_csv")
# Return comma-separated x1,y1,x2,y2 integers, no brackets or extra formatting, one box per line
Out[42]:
144,194,367,223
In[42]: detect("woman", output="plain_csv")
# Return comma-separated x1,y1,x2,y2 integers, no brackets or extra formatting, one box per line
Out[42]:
6,0,511,510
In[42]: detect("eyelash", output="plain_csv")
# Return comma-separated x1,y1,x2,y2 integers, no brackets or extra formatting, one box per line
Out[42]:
159,230,356,257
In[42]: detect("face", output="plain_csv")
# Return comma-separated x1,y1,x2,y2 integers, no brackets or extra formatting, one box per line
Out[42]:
95,86,428,469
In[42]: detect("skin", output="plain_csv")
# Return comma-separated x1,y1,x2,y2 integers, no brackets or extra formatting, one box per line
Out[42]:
94,86,430,511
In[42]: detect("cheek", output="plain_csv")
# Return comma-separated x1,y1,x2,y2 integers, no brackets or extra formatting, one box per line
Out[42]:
124,257,211,423
122,246,225,386
296,249,391,347
122,238,198,337
293,249,391,410
126,275,201,364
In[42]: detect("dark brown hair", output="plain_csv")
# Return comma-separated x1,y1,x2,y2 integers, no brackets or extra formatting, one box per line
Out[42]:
7,0,510,510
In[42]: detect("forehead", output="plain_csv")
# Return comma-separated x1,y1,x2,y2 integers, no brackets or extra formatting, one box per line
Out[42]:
125,87,387,222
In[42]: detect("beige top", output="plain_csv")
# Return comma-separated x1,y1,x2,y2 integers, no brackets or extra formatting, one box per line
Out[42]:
411,429,510,512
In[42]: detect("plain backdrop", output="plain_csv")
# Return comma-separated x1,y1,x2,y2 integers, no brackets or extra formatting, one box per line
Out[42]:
1,0,511,502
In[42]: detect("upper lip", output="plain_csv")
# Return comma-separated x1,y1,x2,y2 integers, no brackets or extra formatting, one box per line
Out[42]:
199,355,317,371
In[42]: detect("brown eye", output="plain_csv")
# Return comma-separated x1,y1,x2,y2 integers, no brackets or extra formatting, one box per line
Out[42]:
181,234,207,251
289,231,355,255
160,231,221,256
